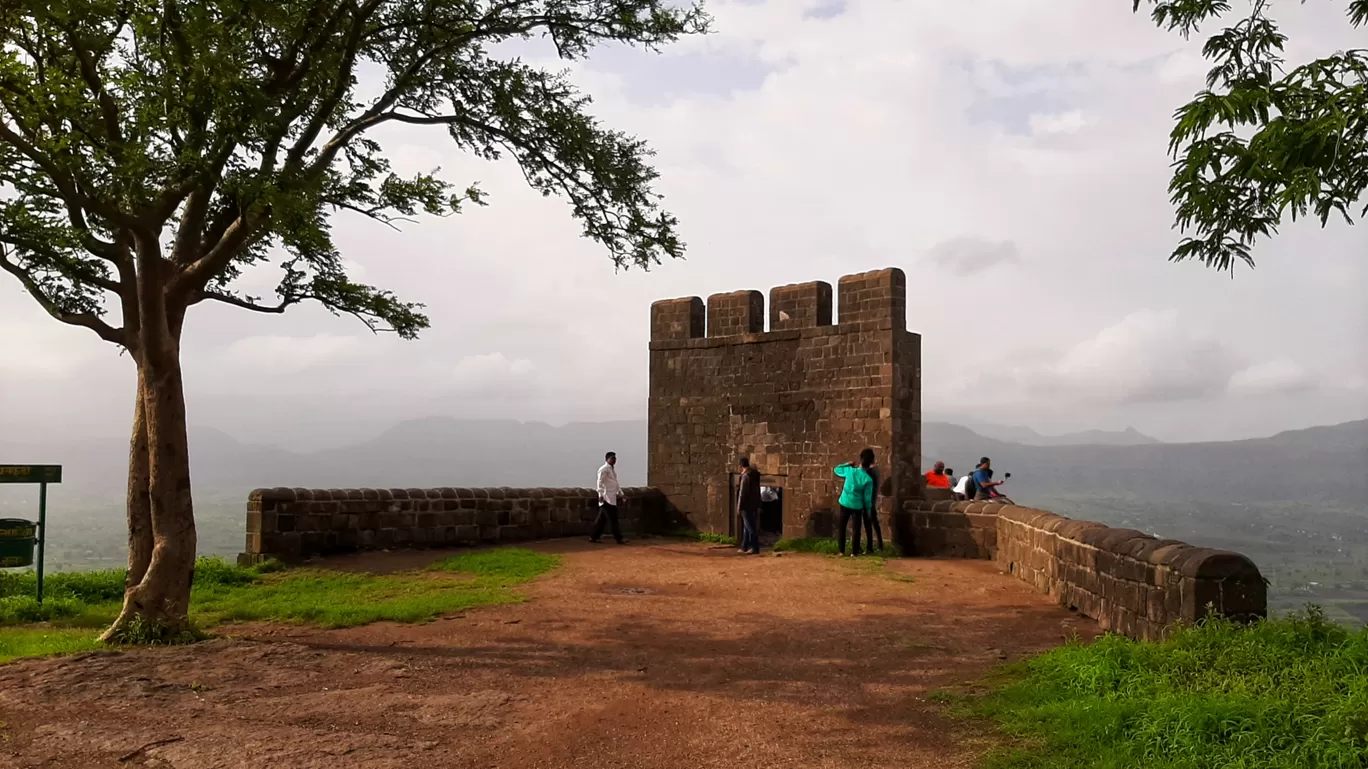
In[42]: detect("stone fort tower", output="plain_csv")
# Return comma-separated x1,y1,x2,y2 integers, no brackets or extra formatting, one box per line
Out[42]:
648,268,921,539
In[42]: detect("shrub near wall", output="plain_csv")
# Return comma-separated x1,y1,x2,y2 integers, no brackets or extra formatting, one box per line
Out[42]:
242,487,665,563
901,499,1267,641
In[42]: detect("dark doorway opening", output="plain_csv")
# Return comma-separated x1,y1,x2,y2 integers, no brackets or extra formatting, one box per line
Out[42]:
759,485,783,546
728,472,786,548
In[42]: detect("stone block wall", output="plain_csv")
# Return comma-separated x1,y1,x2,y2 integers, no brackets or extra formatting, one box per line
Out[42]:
241,487,665,562
648,268,921,539
901,499,1267,640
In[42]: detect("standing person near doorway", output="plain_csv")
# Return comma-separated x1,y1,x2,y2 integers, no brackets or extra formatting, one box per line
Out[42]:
864,451,884,552
736,457,762,555
834,448,876,557
591,451,628,544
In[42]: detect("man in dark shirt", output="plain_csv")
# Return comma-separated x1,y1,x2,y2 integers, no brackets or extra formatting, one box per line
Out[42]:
736,457,762,554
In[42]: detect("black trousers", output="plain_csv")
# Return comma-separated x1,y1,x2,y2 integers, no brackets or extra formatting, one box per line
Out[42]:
838,505,864,555
863,508,883,551
591,502,623,543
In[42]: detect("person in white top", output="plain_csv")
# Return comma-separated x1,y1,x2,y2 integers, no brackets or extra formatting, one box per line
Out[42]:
952,473,971,501
591,451,628,544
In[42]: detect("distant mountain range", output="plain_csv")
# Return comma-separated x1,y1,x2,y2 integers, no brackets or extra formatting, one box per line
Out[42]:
6,416,1365,623
3,417,1364,507
921,419,1367,506
953,421,1161,447
0,418,650,495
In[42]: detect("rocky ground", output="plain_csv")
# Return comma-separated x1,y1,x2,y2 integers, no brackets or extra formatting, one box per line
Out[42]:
0,539,1097,768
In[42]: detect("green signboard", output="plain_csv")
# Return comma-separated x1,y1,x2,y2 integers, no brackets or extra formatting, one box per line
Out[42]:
0,464,60,602
0,465,62,484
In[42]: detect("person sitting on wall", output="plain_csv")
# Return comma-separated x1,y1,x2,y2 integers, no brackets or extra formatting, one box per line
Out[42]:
924,461,952,489
952,471,971,500
972,456,1005,501
736,457,762,555
834,448,876,558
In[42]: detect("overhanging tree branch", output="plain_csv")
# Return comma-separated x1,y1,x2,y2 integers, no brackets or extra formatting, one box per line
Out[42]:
0,245,127,346
1132,0,1368,271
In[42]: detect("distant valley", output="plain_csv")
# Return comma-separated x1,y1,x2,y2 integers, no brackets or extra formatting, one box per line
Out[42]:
1,417,1364,623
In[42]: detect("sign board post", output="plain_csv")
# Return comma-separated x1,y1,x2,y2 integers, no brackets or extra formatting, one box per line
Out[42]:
0,465,62,603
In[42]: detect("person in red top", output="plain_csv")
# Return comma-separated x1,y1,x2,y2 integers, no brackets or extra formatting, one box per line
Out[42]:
925,461,952,489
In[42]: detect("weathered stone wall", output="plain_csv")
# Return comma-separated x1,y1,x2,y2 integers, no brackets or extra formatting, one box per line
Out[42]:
240,487,665,562
901,499,1267,640
647,268,921,539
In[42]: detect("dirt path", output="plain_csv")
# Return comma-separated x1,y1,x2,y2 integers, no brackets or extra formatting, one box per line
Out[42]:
0,540,1097,769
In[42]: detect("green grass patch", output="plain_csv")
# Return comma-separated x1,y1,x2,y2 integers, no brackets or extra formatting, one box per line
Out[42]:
429,548,560,582
0,547,560,661
666,529,737,546
773,536,903,560
192,570,519,627
966,607,1368,769
0,627,105,663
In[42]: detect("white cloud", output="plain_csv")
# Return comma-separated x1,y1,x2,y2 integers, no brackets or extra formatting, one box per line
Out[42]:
0,318,110,378
220,334,363,375
952,309,1240,406
1,0,1365,445
1049,309,1235,403
1228,359,1316,397
926,236,1021,275
1029,110,1093,136
442,353,538,395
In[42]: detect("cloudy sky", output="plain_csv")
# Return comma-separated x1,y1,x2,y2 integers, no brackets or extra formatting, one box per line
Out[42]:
2,0,1365,451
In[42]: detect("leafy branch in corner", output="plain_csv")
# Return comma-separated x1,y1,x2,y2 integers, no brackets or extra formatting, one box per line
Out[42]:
1133,0,1367,271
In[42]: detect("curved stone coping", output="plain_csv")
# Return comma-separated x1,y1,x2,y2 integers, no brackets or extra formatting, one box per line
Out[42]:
902,499,1262,581
249,486,663,503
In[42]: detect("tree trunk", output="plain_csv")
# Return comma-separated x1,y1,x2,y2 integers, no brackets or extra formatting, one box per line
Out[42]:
124,369,153,589
101,305,197,644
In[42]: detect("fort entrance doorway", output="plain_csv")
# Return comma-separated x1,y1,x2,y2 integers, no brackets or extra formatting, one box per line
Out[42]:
728,472,786,547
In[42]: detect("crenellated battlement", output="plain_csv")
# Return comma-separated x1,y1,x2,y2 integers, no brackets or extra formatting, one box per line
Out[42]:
650,267,906,343
648,266,921,546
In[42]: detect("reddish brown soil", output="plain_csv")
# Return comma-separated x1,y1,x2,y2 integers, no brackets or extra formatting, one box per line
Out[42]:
0,540,1098,769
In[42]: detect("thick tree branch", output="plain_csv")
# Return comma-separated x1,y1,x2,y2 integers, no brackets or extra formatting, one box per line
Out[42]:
169,206,270,298
65,28,125,156
0,114,132,232
0,246,122,297
281,0,386,175
191,289,305,313
170,185,214,263
191,288,395,337
0,246,127,346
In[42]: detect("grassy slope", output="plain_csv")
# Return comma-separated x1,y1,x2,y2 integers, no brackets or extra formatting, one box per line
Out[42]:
0,548,559,663
958,609,1368,769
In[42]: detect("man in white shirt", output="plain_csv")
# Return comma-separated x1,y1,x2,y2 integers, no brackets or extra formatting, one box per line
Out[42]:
591,451,628,544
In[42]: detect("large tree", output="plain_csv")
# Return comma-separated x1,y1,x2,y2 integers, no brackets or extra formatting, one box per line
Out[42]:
1134,0,1367,270
0,0,706,642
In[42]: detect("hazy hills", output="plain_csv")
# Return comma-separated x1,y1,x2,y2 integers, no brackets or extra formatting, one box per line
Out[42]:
4,417,1362,506
952,421,1161,447
4,416,1365,623
0,418,651,495
922,419,1368,506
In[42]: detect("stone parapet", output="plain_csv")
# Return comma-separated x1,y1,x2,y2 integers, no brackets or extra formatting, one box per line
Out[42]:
900,499,1267,641
240,486,666,562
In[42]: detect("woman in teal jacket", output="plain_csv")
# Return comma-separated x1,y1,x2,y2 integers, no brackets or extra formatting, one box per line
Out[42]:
834,448,876,556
